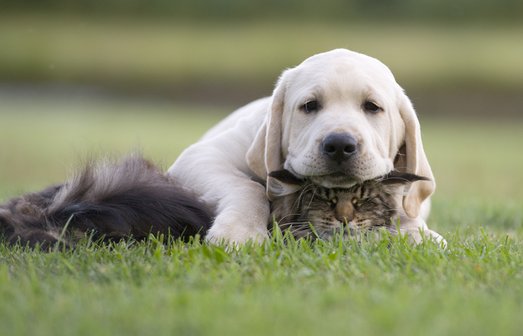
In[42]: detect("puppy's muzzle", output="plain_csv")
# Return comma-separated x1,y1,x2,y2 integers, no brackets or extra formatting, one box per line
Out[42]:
321,133,358,164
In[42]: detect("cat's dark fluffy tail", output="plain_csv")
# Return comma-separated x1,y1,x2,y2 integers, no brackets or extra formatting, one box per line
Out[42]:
0,155,212,248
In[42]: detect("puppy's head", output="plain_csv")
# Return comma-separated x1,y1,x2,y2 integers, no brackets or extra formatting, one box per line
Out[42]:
247,49,435,218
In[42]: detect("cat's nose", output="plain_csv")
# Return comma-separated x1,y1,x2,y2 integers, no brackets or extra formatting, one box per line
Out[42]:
321,133,358,163
335,201,354,223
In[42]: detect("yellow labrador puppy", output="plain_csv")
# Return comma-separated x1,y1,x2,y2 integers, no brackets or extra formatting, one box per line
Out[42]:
168,49,444,245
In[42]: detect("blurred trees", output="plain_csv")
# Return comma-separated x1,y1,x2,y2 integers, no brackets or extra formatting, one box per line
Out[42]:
1,0,521,110
2,0,522,23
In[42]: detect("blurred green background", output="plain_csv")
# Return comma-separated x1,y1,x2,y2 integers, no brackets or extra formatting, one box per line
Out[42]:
1,4,523,335
1,1,522,218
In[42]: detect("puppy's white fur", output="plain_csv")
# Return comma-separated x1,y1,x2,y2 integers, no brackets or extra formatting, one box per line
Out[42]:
168,49,443,245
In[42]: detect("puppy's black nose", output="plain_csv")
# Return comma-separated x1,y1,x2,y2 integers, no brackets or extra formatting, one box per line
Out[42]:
321,133,358,163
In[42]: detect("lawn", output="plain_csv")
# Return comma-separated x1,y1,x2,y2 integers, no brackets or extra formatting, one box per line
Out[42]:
1,93,522,335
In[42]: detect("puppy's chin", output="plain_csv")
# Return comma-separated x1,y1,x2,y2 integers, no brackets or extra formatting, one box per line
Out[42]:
308,173,359,188
285,156,393,189
283,163,359,188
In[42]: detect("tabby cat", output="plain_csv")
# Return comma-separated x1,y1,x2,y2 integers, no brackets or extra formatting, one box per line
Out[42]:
269,170,429,240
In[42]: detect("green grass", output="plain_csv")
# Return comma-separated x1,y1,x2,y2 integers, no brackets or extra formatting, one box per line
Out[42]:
1,14,523,89
1,95,522,335
1,233,521,336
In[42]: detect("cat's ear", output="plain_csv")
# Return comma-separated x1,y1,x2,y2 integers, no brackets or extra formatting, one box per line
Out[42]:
381,171,430,186
267,170,304,199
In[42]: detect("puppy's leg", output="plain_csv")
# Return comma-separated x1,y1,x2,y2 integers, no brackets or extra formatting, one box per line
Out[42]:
168,144,270,245
419,198,432,222
399,216,447,247
182,173,269,245
205,178,270,245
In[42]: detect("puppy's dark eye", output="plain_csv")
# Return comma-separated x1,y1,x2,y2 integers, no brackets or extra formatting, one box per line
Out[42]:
363,101,382,113
301,100,320,114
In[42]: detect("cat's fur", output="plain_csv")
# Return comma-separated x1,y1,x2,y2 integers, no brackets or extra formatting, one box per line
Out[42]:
0,155,211,248
269,170,429,240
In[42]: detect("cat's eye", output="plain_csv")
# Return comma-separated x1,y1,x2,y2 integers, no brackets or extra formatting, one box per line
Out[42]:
329,197,338,209
351,198,359,206
301,100,321,114
362,100,382,113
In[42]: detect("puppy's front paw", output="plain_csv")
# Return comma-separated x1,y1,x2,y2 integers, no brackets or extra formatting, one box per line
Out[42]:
205,212,269,246
400,228,447,248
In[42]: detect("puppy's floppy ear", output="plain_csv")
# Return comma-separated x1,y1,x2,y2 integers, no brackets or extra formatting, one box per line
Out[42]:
246,70,290,198
396,89,436,218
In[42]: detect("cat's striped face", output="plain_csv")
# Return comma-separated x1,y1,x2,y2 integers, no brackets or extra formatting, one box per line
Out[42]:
274,181,397,239
269,171,428,240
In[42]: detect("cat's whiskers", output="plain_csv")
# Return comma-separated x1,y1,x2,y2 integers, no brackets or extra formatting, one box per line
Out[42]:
279,221,312,231
276,212,305,223
292,183,316,209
